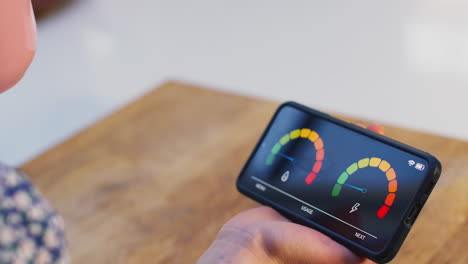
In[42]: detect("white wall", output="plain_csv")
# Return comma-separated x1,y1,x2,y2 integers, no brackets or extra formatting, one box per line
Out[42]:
1,0,467,166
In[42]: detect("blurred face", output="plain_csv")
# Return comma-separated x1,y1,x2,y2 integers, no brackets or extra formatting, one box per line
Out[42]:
0,0,37,93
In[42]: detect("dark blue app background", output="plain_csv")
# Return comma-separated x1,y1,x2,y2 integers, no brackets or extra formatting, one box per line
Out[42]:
239,105,429,252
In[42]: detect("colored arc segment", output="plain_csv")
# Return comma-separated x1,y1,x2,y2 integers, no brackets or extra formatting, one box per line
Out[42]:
266,128,324,185
332,157,397,219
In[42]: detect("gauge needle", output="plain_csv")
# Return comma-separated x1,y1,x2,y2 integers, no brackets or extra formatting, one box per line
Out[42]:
277,152,296,163
344,183,368,194
275,152,314,174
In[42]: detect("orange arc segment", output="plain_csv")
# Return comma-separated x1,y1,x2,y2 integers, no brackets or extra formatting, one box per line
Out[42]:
308,131,319,142
386,168,396,181
379,160,391,172
388,180,398,192
316,149,324,161
384,193,396,206
314,138,323,150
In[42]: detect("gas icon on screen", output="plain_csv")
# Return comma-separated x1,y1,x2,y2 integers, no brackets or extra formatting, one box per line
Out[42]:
281,171,290,182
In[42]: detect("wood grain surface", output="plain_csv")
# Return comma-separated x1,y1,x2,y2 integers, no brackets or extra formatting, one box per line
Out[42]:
21,82,468,263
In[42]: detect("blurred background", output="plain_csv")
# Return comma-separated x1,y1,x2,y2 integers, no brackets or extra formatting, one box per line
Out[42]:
1,0,467,166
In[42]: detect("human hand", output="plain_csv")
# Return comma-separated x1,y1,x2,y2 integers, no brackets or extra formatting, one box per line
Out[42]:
197,124,383,264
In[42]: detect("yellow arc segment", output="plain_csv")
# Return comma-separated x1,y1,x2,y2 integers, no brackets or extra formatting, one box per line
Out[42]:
379,160,391,172
300,128,311,138
369,157,381,167
358,158,370,168
308,131,319,142
290,129,301,139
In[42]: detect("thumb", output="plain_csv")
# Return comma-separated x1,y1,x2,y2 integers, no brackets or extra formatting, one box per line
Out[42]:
258,220,365,264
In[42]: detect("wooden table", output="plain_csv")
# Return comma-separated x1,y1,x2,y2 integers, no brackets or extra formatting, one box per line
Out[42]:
21,82,468,263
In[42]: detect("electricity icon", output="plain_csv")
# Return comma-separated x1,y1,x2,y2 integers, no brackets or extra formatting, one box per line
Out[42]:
349,203,360,213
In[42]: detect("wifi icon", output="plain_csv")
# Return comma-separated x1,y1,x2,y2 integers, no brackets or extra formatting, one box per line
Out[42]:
408,160,416,167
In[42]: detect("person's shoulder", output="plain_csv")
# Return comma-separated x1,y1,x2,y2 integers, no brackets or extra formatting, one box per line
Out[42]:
0,163,68,263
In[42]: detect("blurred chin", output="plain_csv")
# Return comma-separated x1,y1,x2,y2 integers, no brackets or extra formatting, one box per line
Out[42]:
0,74,25,94
0,48,35,93
0,0,37,93
0,63,29,93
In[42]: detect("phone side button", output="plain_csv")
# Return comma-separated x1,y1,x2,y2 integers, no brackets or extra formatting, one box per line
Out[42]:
404,205,419,226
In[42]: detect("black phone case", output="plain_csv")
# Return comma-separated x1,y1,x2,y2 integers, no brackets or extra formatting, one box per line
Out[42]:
236,101,441,263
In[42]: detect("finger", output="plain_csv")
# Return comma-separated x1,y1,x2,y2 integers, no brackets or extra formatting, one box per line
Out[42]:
366,123,384,135
362,259,377,264
224,206,290,228
212,206,291,261
259,221,365,264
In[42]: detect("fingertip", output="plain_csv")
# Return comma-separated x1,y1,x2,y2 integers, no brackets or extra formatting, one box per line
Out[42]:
367,123,384,135
362,259,377,264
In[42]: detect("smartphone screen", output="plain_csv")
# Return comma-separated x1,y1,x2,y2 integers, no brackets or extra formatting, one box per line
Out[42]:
237,104,432,253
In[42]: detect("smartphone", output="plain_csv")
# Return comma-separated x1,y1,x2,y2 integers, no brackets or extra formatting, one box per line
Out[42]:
236,102,441,263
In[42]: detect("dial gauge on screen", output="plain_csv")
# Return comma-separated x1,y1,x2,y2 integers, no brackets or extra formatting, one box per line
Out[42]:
265,128,325,185
332,157,398,218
